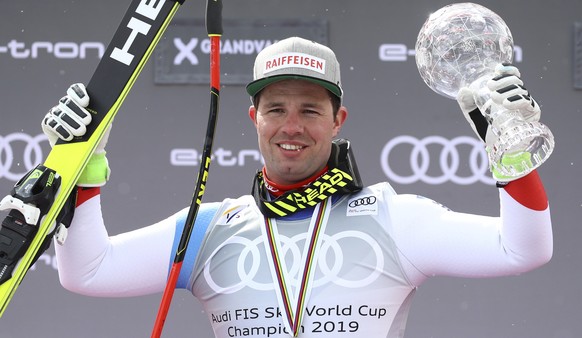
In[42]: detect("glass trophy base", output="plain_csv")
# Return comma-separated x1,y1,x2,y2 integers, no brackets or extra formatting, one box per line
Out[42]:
489,122,554,179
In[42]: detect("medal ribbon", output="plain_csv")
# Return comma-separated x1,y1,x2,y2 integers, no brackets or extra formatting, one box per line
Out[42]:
261,198,331,337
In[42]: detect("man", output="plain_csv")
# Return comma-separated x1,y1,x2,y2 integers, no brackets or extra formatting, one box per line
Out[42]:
43,37,552,337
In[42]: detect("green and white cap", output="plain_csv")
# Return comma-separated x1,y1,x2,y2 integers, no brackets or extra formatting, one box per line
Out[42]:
246,37,343,98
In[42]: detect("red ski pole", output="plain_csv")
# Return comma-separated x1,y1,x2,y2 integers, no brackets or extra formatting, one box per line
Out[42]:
150,1,222,336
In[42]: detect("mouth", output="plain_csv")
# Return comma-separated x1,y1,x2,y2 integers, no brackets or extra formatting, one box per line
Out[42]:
278,143,305,151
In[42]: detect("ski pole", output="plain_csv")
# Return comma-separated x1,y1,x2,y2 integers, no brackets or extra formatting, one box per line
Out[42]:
150,0,222,337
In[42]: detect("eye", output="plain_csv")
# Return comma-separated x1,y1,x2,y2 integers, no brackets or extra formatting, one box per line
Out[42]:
304,109,322,116
267,108,285,114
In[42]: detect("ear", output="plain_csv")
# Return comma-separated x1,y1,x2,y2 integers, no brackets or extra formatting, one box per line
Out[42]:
249,105,257,125
332,106,348,137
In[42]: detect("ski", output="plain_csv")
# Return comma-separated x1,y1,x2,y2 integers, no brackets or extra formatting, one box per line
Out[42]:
0,0,185,316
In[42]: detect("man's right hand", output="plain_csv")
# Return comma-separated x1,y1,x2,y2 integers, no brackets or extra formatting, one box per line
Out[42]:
41,83,111,187
42,83,92,144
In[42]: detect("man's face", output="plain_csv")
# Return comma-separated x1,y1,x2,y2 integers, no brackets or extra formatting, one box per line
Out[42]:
249,79,347,186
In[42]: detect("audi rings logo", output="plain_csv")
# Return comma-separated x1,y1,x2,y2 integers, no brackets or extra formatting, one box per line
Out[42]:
348,196,377,208
203,231,384,294
0,133,49,182
381,135,495,185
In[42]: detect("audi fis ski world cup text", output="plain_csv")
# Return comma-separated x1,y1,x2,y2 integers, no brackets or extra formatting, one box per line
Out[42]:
211,304,390,336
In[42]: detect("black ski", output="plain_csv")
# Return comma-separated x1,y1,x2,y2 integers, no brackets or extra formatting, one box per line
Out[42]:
0,0,185,316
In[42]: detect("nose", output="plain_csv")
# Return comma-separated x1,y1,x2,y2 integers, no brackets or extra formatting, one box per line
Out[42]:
280,111,304,135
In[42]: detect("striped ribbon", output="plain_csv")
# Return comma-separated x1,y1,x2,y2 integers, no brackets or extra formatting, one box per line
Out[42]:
261,198,331,336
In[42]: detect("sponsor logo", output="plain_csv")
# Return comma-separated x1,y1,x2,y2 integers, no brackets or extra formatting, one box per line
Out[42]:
170,147,263,167
0,40,104,59
380,135,495,185
172,38,277,66
155,19,327,84
263,52,325,74
378,43,523,63
0,133,48,182
204,230,384,293
110,0,166,66
216,205,250,226
348,196,377,208
347,195,378,216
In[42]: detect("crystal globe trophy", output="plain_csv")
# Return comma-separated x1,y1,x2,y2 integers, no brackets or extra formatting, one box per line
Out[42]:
415,2,554,179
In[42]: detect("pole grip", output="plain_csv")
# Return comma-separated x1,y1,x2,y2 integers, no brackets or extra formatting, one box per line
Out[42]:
206,0,223,35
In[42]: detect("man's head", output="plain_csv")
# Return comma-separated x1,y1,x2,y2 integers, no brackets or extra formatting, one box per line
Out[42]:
247,37,348,186
246,37,343,102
